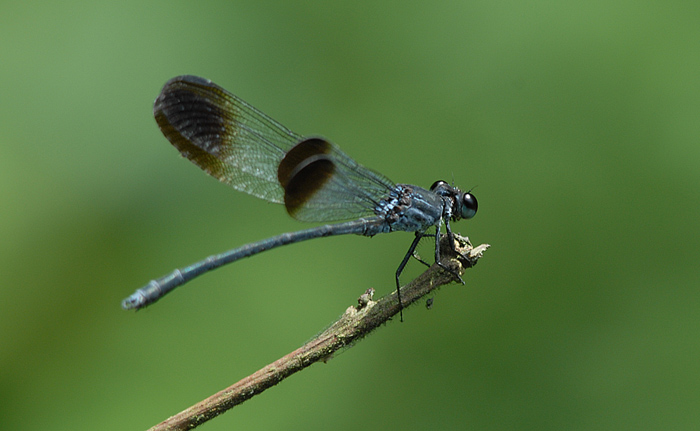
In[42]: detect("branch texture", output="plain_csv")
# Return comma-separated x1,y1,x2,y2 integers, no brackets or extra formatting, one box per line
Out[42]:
147,235,489,431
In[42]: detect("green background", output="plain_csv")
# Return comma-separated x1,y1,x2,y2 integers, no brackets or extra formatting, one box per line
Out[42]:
2,1,698,430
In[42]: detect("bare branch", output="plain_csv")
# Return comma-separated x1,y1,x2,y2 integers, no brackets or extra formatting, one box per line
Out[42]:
146,235,489,431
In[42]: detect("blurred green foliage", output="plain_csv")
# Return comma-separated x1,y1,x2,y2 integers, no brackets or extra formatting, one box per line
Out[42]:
1,1,699,430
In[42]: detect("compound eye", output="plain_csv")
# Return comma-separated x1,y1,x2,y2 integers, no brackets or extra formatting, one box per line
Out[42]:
430,180,448,192
461,192,478,219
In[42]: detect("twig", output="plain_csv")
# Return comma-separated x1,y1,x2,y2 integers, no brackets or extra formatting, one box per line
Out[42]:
146,235,489,431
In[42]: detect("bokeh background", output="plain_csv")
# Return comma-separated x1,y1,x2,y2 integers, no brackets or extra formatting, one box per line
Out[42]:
2,1,699,430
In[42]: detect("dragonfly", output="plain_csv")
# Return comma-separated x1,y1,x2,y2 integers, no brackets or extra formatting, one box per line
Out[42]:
121,75,478,318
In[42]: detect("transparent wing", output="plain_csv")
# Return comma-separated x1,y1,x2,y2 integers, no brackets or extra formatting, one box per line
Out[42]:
154,75,396,222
